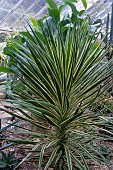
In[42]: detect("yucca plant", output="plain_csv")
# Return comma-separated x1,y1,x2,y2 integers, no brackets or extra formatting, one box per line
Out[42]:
1,21,113,170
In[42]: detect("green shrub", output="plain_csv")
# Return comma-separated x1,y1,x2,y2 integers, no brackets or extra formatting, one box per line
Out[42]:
0,151,20,170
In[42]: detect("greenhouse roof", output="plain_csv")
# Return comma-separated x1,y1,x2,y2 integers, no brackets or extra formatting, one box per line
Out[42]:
0,0,112,32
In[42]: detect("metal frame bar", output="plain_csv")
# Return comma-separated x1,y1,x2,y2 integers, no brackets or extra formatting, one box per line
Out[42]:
0,0,7,7
36,5,47,18
12,0,41,27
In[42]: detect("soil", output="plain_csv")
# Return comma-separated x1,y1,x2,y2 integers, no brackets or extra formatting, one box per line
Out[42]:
1,123,113,170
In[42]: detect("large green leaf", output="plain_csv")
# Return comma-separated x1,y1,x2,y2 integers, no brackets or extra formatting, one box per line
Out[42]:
81,0,87,9
0,66,12,73
48,8,60,23
30,17,39,28
46,0,58,9
65,2,79,16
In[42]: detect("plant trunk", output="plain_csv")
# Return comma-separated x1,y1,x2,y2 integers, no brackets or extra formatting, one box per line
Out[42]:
55,130,66,170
